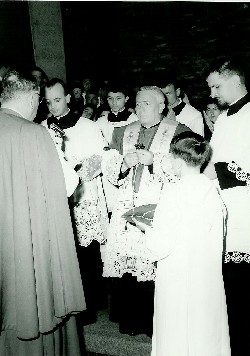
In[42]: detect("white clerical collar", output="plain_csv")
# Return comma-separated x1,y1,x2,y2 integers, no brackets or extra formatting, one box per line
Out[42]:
142,120,161,129
168,98,182,109
111,107,126,115
57,108,70,119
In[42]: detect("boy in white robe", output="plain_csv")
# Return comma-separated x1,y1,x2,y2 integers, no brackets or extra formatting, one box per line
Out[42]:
133,132,230,356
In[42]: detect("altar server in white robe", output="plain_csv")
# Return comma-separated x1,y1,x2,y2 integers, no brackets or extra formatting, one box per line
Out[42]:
134,132,230,356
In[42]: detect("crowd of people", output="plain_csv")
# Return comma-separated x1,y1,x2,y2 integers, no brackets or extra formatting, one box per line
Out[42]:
0,57,249,356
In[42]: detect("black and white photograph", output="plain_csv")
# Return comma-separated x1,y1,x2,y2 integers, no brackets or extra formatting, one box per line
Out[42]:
0,1,250,355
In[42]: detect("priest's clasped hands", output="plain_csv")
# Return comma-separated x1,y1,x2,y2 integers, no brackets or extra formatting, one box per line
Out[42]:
122,150,153,172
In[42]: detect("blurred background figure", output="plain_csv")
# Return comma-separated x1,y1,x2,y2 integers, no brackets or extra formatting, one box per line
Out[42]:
69,81,85,117
81,77,93,103
0,62,11,101
160,77,204,136
30,66,49,123
203,98,222,140
31,66,48,88
85,91,99,108
0,63,11,81
96,79,110,119
81,103,96,121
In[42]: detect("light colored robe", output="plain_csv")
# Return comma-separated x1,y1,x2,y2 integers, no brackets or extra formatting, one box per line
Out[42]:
0,109,85,355
174,101,204,136
64,117,109,247
210,105,250,254
145,174,230,356
102,118,185,281
96,111,138,212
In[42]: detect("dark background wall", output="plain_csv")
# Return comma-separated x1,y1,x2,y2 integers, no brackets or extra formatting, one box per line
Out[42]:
0,2,34,71
61,1,250,108
1,2,250,109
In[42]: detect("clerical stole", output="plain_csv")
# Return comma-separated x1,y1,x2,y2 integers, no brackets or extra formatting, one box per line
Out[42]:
123,120,177,195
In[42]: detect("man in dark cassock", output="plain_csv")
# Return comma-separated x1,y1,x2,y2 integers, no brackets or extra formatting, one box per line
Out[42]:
0,70,86,355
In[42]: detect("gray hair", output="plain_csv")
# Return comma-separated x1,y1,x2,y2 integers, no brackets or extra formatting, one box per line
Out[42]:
138,85,165,105
0,70,38,102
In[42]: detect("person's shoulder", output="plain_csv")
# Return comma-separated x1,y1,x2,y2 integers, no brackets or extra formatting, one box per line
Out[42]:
127,112,138,123
0,109,46,134
126,119,140,128
0,110,25,138
161,116,178,128
96,114,108,125
9,120,51,152
68,110,79,119
183,103,202,116
20,120,48,138
212,110,228,131
193,174,220,196
237,101,250,117
40,117,49,127
77,116,93,126
77,116,102,132
198,175,224,209
173,121,192,136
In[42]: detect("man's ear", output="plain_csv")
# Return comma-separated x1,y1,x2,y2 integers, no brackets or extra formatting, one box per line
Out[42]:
176,88,181,97
159,101,165,114
30,92,36,110
125,96,129,103
231,74,241,88
66,93,71,104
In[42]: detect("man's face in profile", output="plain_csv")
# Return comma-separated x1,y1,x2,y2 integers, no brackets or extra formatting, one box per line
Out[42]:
206,72,234,107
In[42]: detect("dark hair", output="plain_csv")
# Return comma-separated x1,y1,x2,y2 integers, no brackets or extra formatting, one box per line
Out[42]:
0,69,38,102
106,81,128,97
45,78,69,95
30,66,48,79
157,76,180,90
207,57,246,84
170,131,212,167
204,97,221,111
70,81,82,92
